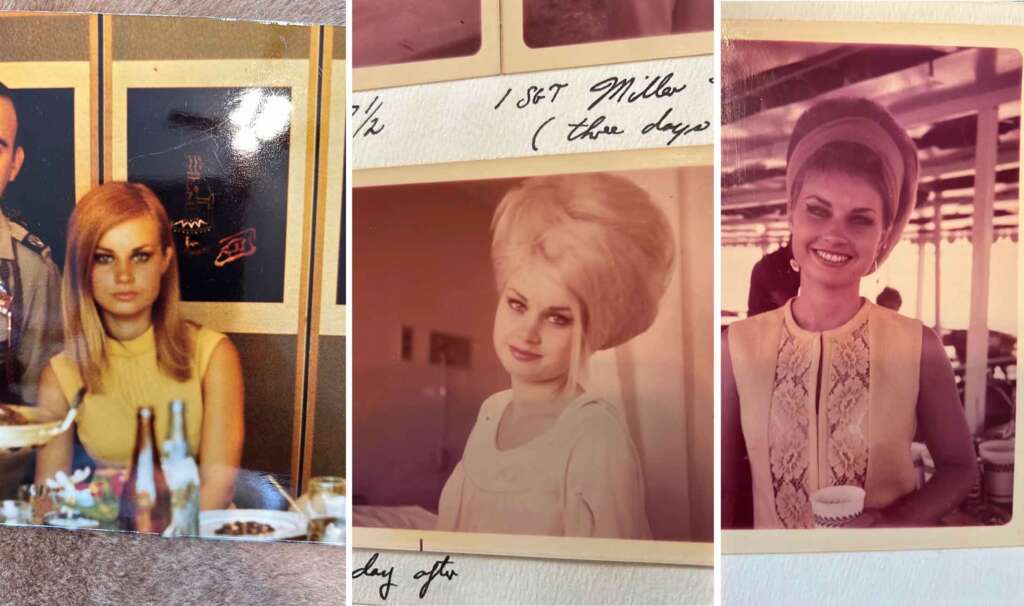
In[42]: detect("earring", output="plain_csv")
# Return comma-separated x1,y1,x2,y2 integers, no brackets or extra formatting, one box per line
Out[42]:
789,258,800,273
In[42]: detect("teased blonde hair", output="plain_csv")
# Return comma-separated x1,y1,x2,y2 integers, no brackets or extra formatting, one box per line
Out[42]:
64,182,192,392
491,174,675,392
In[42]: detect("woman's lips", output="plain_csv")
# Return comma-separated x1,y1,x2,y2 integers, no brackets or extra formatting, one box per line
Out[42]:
509,345,541,362
811,248,853,266
113,292,138,301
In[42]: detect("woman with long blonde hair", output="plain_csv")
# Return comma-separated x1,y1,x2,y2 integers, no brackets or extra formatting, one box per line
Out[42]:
35,182,243,510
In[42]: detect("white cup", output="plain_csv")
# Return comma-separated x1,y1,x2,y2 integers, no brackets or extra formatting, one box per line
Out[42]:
979,439,1014,505
810,486,866,528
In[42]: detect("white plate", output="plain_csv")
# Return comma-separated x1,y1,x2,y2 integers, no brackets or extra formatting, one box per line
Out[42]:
200,509,307,542
0,405,64,452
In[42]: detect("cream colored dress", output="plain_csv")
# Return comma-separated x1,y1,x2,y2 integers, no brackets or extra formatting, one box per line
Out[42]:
437,390,652,539
728,300,921,528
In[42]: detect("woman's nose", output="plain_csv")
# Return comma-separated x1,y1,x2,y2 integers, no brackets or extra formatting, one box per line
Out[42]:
518,317,542,344
115,262,133,283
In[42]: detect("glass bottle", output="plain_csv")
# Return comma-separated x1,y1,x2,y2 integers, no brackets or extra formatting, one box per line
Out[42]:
118,407,172,533
162,400,200,536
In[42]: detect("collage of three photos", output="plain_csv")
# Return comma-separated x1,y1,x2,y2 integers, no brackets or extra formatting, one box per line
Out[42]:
1,1,1023,604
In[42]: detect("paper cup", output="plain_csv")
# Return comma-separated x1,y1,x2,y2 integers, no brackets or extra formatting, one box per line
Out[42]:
979,439,1014,505
810,486,866,528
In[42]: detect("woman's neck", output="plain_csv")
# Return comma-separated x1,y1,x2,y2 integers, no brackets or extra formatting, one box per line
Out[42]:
791,279,864,331
101,310,153,341
508,377,583,415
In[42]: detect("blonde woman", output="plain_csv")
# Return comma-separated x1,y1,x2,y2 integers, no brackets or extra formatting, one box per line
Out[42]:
35,182,244,510
722,98,978,529
437,174,675,539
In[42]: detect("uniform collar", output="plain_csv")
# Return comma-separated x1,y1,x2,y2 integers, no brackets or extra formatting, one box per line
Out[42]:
0,212,16,261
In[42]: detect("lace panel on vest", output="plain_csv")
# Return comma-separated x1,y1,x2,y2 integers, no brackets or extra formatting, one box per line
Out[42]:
768,323,814,528
826,319,870,488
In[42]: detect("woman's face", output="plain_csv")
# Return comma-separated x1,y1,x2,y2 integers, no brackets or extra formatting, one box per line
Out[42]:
790,169,887,288
493,267,579,387
90,216,172,326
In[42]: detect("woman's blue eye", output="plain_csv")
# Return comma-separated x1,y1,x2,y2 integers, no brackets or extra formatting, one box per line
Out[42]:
133,252,152,262
93,254,113,264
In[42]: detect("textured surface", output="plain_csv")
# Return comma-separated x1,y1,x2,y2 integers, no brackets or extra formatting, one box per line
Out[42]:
0,0,344,25
0,525,345,605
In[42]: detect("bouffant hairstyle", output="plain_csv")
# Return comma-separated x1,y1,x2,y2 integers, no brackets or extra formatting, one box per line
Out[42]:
490,173,675,388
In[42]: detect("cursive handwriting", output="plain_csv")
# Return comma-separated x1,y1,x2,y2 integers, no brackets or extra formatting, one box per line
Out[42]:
352,552,398,601
567,115,625,142
352,96,385,137
413,555,458,599
494,82,570,110
588,73,686,111
642,108,710,146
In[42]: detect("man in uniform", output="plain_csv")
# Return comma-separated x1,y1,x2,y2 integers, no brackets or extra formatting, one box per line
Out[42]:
0,82,64,497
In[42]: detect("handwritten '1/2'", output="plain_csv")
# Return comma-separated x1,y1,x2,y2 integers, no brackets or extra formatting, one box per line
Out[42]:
352,96,385,137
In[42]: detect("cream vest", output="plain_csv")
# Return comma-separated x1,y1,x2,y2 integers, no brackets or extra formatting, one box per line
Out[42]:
728,299,921,528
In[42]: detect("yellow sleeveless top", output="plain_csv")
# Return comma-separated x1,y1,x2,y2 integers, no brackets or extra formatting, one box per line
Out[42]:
49,326,225,467
728,299,921,528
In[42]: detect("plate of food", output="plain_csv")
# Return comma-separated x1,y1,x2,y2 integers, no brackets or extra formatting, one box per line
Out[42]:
200,509,307,541
0,389,84,454
0,404,64,452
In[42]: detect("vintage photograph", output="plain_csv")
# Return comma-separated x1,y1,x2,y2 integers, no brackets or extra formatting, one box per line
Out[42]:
352,0,499,91
353,0,482,68
352,162,713,563
523,0,712,48
1,14,345,547
721,39,1021,533
501,0,711,74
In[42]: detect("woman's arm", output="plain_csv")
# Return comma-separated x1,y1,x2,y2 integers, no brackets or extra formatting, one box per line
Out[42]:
721,328,751,529
872,326,978,526
198,337,245,510
33,363,73,484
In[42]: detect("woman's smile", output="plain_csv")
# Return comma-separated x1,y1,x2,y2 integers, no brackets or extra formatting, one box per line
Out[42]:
810,246,854,267
493,268,578,385
790,169,886,287
509,344,542,362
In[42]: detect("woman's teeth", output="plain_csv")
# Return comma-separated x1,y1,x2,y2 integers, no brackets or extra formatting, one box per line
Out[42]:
814,249,851,264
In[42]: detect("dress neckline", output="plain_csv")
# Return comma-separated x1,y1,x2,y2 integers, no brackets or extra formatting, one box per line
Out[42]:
489,389,596,456
106,325,156,357
783,297,871,338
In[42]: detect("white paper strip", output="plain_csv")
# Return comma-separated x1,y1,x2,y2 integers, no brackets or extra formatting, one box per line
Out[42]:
352,55,712,170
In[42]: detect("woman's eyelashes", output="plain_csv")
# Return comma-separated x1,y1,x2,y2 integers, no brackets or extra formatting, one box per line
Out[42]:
804,201,877,228
506,296,573,327
93,250,154,265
